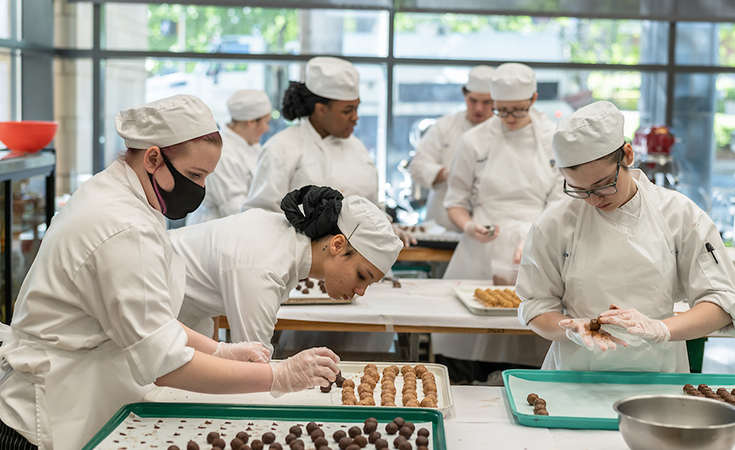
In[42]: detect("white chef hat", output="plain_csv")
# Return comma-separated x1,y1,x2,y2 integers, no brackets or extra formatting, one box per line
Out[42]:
227,90,272,121
465,65,495,94
116,94,218,149
552,101,626,168
489,63,537,101
337,196,403,275
305,56,360,101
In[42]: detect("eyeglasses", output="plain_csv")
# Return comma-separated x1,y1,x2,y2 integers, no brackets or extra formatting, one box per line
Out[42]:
492,107,530,119
563,154,622,199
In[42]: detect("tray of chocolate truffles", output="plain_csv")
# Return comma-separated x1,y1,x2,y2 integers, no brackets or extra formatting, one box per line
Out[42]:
83,403,446,450
502,369,735,430
319,362,454,418
284,278,355,305
452,285,520,316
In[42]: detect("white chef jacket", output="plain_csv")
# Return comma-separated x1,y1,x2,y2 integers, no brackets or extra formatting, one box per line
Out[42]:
0,159,194,449
517,171,735,372
186,124,262,225
171,209,312,353
243,118,380,212
433,109,564,365
409,111,474,231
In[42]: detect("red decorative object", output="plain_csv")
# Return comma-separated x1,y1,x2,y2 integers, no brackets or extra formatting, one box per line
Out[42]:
0,121,58,155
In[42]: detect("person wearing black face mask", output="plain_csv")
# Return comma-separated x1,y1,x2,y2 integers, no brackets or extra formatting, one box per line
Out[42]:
0,94,341,450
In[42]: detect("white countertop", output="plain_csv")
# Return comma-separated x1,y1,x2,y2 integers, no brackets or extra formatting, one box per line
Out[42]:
146,385,630,449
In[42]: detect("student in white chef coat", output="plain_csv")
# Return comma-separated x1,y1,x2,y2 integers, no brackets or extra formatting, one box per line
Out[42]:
517,101,735,372
0,95,339,450
409,65,495,231
172,185,404,352
186,89,272,225
242,56,413,246
432,63,564,383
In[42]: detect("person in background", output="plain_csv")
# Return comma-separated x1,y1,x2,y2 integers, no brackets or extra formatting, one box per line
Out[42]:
172,186,403,353
433,63,564,384
186,89,272,225
243,56,413,246
409,65,495,231
0,95,339,450
517,101,735,372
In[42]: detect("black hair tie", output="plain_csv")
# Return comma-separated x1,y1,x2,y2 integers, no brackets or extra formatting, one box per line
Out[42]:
280,185,343,240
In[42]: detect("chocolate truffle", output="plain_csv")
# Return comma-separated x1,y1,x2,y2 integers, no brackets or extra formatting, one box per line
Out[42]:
589,318,601,332
306,422,319,434
534,398,547,407
353,435,368,448
417,428,430,438
335,372,346,388
398,442,412,450
314,437,329,448
338,436,353,449
683,384,694,391
342,379,355,389
187,442,199,450
527,393,539,405
368,431,381,443
269,445,283,450
317,447,330,450
289,425,302,437
374,439,389,450
285,434,298,444
168,447,180,450
289,439,305,449
363,421,377,434
399,427,412,439
237,431,250,443
251,440,264,450
415,436,429,447
212,439,226,449
364,417,378,425
348,426,362,438
393,417,405,427
417,447,429,450
262,432,276,444
403,422,415,432
207,432,220,444
385,422,399,435
231,438,244,450
311,428,325,441
321,383,333,393
393,436,407,448
333,430,347,442
346,445,360,450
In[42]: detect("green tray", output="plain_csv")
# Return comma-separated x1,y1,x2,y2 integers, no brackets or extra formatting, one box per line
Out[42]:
503,369,735,430
83,403,446,449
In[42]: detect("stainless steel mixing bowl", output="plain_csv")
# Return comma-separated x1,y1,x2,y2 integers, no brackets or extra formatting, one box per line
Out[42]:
613,394,735,450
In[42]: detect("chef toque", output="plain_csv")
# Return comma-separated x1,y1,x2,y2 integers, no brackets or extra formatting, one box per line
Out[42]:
227,90,272,121
305,56,360,101
116,94,218,149
337,196,403,275
489,63,537,101
465,65,495,94
552,101,626,168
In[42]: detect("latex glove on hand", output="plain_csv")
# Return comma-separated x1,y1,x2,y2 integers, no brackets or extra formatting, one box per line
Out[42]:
559,318,629,351
463,221,499,244
598,305,671,344
392,224,418,248
270,347,340,398
212,341,271,363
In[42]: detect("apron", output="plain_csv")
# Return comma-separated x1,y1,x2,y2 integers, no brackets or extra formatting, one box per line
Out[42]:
0,256,187,449
436,112,555,364
544,177,688,372
424,182,457,231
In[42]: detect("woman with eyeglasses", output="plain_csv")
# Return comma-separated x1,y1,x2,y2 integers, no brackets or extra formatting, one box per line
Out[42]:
433,63,564,383
517,101,735,372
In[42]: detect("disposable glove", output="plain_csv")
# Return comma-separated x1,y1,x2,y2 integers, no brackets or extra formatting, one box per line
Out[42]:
270,347,340,398
392,224,418,248
212,341,271,363
559,318,629,352
598,305,671,344
463,220,498,243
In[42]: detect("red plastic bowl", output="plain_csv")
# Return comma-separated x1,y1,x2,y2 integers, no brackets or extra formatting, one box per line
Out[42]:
0,121,58,153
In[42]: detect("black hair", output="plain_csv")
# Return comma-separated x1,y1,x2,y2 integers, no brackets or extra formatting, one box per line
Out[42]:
281,81,332,121
280,185,344,240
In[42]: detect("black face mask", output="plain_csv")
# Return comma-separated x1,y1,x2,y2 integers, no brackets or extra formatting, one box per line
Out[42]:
148,153,205,220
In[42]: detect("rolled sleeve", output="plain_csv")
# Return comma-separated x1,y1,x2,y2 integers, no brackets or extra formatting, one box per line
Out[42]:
124,319,194,385
516,223,566,326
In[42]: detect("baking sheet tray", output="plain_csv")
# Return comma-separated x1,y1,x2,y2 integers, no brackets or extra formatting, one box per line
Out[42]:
503,369,735,430
453,285,518,316
331,362,455,418
284,277,354,305
83,403,446,450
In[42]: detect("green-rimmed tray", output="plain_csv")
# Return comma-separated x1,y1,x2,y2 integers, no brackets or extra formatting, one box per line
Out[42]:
83,403,446,449
503,369,735,430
